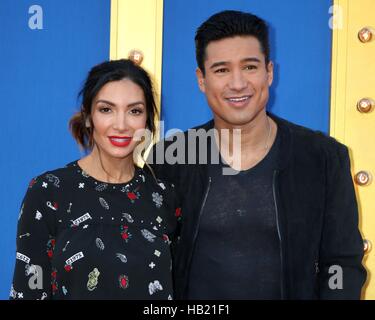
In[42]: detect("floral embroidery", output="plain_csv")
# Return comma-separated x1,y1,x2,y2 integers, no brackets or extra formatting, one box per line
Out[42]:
175,207,182,218
152,192,163,208
120,225,132,242
11,161,176,299
51,268,58,295
46,238,56,259
119,275,129,289
64,264,72,272
127,186,141,203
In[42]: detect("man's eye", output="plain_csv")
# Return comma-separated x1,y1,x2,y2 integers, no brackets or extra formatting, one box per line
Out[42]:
214,68,228,74
245,65,257,70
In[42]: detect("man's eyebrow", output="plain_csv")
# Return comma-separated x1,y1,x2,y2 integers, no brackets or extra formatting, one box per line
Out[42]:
209,61,228,70
242,57,261,63
209,57,262,70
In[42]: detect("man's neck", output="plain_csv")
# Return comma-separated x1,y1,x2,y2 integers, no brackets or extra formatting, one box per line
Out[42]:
213,111,277,171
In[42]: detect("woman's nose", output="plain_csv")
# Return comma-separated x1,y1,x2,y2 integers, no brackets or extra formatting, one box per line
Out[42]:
112,112,128,131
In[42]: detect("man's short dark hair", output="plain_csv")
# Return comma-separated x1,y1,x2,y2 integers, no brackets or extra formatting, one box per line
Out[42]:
195,10,270,74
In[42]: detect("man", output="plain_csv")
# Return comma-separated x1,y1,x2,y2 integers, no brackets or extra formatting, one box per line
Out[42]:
148,10,366,299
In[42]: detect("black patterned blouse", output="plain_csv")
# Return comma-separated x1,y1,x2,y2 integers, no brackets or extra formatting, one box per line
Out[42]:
10,160,181,300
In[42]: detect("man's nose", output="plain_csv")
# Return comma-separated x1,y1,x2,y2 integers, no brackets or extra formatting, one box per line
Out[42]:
228,70,248,91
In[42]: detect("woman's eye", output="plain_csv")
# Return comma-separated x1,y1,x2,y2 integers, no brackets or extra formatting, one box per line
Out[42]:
130,108,143,115
99,106,111,113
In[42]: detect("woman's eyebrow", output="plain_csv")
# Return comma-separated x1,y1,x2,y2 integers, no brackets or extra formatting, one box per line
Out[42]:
95,99,116,106
127,101,145,107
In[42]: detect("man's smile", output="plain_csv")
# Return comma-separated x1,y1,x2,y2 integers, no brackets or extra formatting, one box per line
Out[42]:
225,95,252,107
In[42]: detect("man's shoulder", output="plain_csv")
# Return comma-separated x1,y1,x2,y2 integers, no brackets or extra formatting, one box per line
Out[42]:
150,115,349,164
273,114,347,154
184,117,344,152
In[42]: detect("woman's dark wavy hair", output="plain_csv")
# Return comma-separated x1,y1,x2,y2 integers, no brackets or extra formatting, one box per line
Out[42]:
69,59,158,151
195,10,270,74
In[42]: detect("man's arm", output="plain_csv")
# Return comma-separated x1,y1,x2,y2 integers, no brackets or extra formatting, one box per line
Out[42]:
318,143,367,299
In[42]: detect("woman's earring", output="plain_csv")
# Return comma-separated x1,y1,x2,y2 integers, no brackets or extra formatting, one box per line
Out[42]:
85,118,91,128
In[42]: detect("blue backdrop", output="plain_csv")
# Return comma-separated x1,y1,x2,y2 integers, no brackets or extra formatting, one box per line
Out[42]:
0,0,110,299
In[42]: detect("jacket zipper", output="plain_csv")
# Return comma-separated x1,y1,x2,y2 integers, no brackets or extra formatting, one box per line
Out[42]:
273,170,285,300
315,261,320,274
184,176,212,297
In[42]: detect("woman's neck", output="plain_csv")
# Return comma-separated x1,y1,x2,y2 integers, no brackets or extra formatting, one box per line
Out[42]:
78,147,135,184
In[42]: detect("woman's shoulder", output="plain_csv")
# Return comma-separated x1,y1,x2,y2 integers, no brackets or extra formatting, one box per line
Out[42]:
26,160,80,192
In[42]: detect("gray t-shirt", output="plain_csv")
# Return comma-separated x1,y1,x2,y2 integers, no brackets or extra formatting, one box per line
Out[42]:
188,129,281,299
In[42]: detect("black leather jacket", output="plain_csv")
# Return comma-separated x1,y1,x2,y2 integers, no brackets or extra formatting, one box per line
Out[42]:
149,114,366,299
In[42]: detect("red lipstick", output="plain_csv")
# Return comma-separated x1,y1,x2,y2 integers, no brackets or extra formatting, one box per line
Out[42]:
108,136,132,147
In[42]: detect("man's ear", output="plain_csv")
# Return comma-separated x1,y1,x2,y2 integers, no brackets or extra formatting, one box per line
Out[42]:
267,61,274,87
196,67,206,93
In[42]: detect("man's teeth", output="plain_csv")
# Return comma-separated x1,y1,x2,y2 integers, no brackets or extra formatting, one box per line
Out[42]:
228,96,249,102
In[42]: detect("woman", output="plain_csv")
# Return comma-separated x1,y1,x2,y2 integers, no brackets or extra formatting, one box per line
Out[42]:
10,59,180,300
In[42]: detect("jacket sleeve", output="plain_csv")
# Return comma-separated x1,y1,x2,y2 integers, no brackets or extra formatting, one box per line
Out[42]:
10,176,56,300
318,143,367,299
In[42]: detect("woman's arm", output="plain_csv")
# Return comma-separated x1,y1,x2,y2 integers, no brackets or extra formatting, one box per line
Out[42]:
10,175,57,300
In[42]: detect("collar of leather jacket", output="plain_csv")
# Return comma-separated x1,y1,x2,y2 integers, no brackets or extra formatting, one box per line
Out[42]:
184,112,293,171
